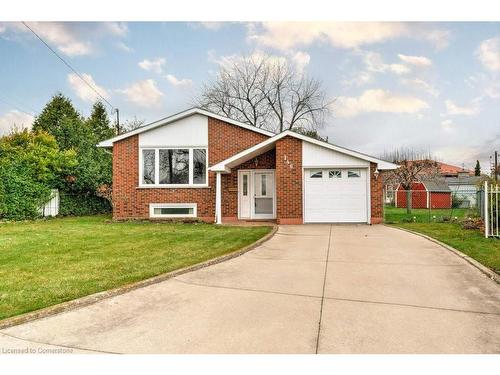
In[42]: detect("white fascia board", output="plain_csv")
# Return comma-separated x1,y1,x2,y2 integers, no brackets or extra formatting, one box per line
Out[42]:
97,107,274,148
210,129,398,173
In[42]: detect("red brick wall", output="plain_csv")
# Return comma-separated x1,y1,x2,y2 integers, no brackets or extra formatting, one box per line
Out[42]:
112,117,269,220
370,163,383,224
275,136,303,224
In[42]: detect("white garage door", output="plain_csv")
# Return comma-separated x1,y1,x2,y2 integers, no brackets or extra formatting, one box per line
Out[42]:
304,168,368,223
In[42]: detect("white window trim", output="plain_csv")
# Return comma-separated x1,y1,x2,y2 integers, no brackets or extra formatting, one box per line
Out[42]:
149,203,197,218
139,147,208,188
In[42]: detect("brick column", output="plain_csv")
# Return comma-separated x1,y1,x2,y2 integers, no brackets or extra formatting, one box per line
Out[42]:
275,136,303,224
370,162,383,224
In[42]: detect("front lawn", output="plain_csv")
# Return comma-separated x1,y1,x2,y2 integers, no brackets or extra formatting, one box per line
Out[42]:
384,206,471,223
392,222,500,274
0,216,272,320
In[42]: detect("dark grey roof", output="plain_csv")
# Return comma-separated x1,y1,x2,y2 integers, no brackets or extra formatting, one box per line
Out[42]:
420,178,451,192
444,175,482,186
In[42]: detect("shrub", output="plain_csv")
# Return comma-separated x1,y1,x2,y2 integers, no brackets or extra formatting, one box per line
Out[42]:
0,130,77,220
59,193,111,216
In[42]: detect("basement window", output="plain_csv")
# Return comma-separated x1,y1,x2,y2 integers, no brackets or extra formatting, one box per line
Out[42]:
149,203,197,218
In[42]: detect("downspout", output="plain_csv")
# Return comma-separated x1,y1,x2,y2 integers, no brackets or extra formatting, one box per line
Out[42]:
215,171,222,224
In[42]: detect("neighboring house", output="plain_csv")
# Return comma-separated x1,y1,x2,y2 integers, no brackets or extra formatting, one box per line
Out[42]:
395,180,452,209
445,172,483,208
436,162,474,177
98,108,397,224
384,161,474,204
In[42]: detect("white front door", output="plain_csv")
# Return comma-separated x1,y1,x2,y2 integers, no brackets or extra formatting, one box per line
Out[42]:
238,170,275,219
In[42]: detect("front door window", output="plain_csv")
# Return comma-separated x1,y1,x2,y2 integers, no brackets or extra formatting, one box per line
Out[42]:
254,172,274,217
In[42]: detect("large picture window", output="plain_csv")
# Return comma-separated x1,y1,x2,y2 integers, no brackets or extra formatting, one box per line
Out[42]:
159,149,189,184
141,147,208,186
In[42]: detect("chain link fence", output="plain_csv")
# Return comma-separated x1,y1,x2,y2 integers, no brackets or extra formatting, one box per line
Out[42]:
383,187,482,224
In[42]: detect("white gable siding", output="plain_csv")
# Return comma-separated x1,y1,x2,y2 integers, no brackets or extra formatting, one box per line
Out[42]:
302,141,370,168
139,114,208,147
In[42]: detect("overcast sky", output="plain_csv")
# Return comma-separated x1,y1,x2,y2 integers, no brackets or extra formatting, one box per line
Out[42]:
0,22,499,170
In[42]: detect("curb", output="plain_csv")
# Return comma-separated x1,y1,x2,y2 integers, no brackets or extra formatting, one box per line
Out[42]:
387,225,500,285
0,224,278,331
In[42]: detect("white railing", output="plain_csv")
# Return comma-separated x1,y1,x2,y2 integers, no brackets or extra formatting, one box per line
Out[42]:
484,181,499,238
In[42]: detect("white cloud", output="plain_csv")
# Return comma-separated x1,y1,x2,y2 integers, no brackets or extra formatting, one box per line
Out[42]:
0,110,34,135
116,41,133,53
445,99,480,116
441,119,454,131
67,73,110,103
138,57,166,74
290,51,310,74
0,22,128,57
423,29,451,50
198,22,223,30
397,54,432,67
401,78,439,97
342,71,373,87
117,79,164,107
362,51,410,75
477,37,500,72
208,49,309,75
334,89,429,118
465,73,500,100
165,74,193,87
247,22,450,51
102,22,128,37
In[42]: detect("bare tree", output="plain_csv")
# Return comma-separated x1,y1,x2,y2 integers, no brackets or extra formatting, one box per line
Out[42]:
198,54,332,133
382,148,440,213
119,117,145,134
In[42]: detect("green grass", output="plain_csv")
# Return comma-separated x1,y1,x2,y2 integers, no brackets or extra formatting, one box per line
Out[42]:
384,206,473,223
0,216,272,320
392,222,500,274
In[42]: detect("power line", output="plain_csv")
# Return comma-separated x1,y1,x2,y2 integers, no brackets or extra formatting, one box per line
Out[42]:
0,95,35,117
21,21,115,111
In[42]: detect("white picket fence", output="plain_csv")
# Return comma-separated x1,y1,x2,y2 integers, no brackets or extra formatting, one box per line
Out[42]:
39,189,60,217
484,181,499,238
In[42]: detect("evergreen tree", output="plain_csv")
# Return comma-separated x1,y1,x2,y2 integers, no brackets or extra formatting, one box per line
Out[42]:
87,101,115,142
32,93,87,151
475,160,481,176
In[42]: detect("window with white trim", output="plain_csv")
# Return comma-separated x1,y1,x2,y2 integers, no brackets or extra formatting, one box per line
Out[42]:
329,170,341,178
140,147,208,186
149,203,197,218
348,170,361,178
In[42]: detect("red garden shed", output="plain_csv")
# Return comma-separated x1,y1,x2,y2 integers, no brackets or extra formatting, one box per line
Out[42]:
395,180,452,209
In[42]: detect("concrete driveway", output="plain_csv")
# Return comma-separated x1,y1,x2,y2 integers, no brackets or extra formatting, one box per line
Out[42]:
1,225,499,354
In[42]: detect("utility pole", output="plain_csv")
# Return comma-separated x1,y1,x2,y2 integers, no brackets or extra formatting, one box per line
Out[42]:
115,108,120,135
495,150,498,183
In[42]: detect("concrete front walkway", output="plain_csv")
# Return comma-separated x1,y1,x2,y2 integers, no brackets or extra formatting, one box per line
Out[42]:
1,225,499,354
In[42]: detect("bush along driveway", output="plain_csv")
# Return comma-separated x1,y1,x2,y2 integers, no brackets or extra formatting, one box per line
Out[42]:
0,215,272,321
